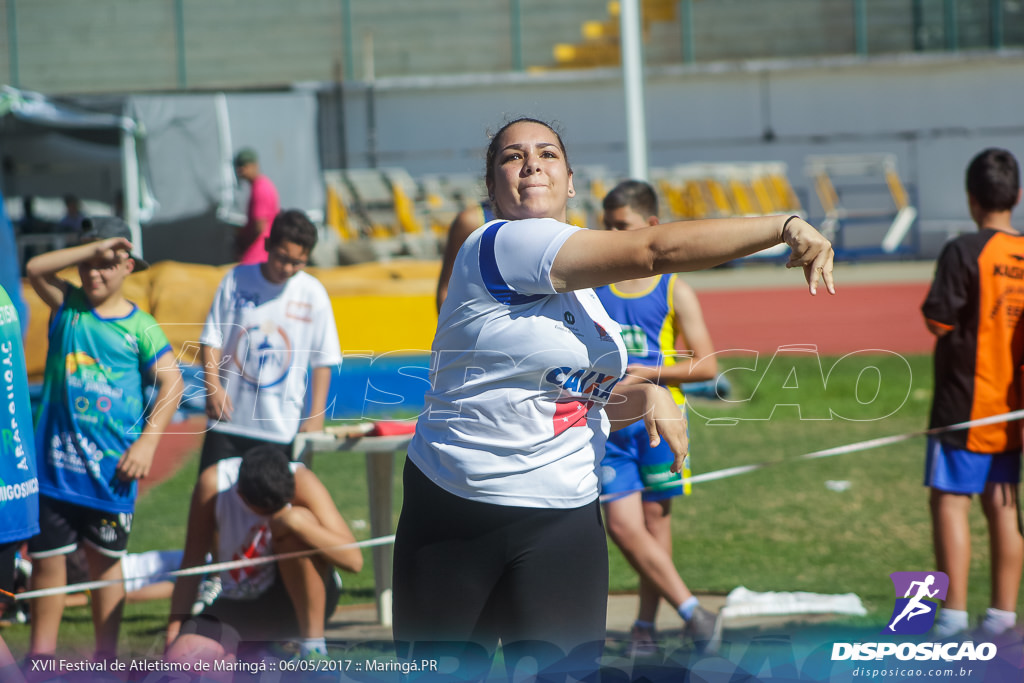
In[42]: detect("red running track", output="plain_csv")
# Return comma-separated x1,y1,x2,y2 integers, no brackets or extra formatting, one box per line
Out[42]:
698,282,934,357
144,281,935,493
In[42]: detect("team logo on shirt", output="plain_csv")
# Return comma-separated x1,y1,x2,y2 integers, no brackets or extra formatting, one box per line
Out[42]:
231,323,293,389
544,367,619,402
64,353,126,404
992,264,1024,279
230,523,274,597
552,399,591,434
619,325,648,355
548,365,621,435
286,301,313,322
64,352,100,375
122,332,139,354
593,322,613,342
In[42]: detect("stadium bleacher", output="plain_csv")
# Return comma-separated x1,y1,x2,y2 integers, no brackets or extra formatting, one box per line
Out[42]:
319,159,829,262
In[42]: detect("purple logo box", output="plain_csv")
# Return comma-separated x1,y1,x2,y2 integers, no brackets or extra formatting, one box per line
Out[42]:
883,571,949,636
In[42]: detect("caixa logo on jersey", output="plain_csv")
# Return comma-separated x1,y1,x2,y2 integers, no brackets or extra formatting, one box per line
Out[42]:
885,571,949,635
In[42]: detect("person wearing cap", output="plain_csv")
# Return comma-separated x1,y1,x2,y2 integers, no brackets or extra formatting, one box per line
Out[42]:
233,148,281,265
23,217,184,665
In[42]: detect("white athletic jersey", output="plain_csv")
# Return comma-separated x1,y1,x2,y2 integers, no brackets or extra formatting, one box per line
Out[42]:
409,218,627,508
201,265,342,443
214,457,304,600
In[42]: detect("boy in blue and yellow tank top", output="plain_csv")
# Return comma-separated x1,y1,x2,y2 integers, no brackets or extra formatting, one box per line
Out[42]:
594,180,722,654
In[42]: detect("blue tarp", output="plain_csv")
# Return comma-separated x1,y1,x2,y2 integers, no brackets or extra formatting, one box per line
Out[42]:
0,188,28,335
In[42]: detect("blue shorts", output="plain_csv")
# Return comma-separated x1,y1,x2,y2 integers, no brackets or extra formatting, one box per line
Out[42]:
924,437,1021,495
600,419,684,503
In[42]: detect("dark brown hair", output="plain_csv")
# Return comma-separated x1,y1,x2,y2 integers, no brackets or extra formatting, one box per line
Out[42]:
602,179,659,218
484,117,572,195
966,148,1020,213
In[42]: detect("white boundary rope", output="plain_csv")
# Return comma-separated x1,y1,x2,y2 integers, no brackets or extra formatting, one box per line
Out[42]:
11,535,396,602
601,409,1024,500
13,410,1024,600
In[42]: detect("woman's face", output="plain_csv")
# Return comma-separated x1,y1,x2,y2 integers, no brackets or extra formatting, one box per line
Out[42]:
488,121,575,222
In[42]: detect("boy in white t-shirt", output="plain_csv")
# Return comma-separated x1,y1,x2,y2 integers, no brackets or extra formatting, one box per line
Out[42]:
199,210,342,471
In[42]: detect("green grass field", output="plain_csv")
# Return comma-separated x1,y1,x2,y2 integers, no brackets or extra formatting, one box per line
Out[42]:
4,351,1019,659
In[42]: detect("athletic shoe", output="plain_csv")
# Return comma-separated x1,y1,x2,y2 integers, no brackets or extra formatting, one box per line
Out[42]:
629,623,658,658
191,575,222,615
683,606,722,654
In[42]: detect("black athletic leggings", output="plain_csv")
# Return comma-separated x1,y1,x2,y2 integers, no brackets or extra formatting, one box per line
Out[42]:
393,459,608,680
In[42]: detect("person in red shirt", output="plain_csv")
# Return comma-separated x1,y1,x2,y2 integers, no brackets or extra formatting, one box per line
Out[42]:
233,148,281,264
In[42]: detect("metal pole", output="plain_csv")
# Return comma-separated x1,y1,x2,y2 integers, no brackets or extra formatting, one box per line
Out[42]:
366,450,395,626
620,0,648,182
6,0,19,88
680,0,694,64
991,0,1004,49
510,0,523,71
854,0,868,56
342,0,355,81
944,0,958,51
912,0,925,51
121,129,143,257
174,0,187,89
365,33,377,168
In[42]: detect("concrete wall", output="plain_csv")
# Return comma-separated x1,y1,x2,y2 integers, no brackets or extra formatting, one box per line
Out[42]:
2,1,1021,93
0,0,604,92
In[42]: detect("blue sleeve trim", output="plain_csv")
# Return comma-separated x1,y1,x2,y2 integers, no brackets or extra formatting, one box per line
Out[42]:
141,343,173,374
479,221,546,306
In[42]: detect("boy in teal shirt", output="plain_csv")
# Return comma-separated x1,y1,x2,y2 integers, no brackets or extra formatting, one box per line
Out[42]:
25,217,183,663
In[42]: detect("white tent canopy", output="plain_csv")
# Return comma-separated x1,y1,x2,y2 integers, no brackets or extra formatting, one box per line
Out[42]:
0,85,154,254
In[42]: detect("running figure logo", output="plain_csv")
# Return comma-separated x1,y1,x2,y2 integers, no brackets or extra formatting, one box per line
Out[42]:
884,571,949,635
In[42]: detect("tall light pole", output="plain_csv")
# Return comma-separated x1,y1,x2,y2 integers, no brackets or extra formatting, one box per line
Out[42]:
620,0,649,181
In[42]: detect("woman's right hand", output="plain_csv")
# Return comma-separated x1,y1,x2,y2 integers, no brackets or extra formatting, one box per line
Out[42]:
607,383,690,474
781,216,836,296
639,384,690,474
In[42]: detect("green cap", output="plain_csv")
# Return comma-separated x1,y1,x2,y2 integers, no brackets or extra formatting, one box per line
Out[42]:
233,147,259,167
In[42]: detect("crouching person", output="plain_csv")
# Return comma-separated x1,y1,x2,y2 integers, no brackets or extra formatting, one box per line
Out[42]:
165,445,364,668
